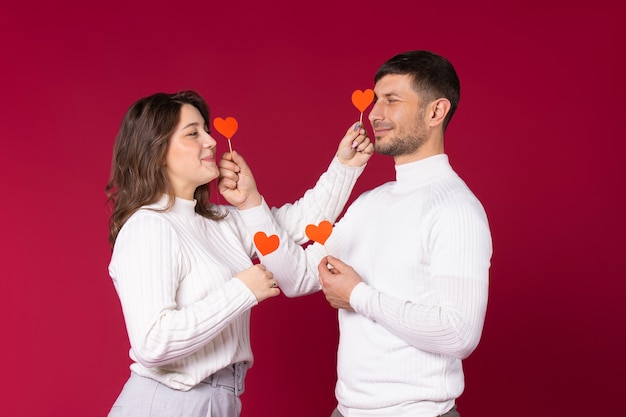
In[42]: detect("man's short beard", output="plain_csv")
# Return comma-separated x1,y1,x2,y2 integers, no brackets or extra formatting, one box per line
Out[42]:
375,133,426,156
374,106,427,157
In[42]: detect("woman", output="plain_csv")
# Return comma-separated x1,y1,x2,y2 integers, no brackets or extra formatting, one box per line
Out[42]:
105,90,372,417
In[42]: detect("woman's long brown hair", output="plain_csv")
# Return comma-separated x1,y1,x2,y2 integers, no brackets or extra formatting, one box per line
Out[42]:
105,90,224,247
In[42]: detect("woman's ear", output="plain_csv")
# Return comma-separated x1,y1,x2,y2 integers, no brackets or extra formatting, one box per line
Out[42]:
428,98,451,128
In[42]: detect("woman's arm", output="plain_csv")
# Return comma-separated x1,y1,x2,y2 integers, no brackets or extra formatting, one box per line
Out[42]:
219,123,372,244
109,213,259,367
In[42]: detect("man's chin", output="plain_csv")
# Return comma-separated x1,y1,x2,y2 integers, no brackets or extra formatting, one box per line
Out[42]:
374,140,394,156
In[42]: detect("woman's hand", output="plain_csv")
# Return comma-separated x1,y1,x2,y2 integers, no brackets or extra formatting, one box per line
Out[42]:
236,264,280,302
218,151,263,210
336,122,374,167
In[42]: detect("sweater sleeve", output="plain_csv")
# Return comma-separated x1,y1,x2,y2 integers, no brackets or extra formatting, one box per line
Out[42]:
109,213,258,368
350,199,492,359
269,157,365,244
238,200,327,297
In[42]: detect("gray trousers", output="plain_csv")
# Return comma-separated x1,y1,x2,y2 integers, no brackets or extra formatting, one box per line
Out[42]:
331,405,460,417
108,362,248,417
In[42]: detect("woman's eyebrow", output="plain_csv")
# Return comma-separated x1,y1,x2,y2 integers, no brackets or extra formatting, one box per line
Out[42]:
181,122,201,130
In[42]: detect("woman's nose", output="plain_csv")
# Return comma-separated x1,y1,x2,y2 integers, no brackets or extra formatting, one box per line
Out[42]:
203,132,217,147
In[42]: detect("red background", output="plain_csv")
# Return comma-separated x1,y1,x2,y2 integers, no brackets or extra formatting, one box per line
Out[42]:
1,1,624,416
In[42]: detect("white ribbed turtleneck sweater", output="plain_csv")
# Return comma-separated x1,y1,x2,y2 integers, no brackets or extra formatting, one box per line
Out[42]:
240,154,492,417
108,157,364,391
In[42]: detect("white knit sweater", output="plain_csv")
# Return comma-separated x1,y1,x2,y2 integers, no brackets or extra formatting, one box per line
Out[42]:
240,154,492,417
108,157,364,391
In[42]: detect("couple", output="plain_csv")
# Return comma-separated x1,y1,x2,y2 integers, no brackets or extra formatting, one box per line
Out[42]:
105,50,492,417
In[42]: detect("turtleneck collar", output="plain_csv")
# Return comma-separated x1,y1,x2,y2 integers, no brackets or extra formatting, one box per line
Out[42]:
393,154,455,191
149,194,198,217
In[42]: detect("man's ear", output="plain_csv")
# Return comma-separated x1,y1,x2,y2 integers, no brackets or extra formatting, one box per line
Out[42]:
428,98,451,128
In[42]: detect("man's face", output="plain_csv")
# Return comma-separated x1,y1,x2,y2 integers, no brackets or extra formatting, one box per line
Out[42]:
368,74,427,160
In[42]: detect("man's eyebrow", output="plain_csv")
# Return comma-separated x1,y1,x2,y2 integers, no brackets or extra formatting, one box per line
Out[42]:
374,92,401,100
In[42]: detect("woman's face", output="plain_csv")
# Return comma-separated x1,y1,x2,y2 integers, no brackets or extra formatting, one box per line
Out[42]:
165,104,218,199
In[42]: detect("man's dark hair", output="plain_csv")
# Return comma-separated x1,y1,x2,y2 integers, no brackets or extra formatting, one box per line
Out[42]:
375,50,460,129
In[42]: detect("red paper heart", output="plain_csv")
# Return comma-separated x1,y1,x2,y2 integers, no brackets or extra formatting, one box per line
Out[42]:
351,89,374,113
254,231,280,256
305,220,333,245
213,117,238,139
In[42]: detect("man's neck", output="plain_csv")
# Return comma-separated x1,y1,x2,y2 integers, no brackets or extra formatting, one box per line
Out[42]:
393,139,444,165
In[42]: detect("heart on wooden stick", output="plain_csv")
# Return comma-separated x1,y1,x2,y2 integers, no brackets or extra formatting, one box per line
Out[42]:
213,116,239,153
351,89,374,113
213,117,238,138
305,220,333,245
254,232,280,256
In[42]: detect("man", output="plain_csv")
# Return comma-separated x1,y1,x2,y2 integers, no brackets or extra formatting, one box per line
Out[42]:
237,50,492,417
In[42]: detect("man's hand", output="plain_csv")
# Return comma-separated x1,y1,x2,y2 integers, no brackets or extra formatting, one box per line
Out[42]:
318,255,363,311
